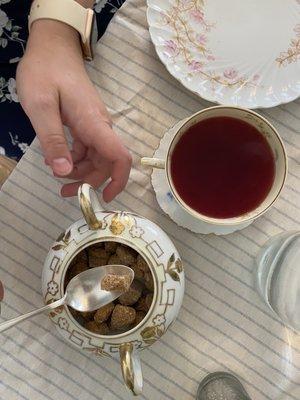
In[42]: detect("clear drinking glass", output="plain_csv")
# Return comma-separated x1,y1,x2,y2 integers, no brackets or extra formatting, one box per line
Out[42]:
255,231,300,331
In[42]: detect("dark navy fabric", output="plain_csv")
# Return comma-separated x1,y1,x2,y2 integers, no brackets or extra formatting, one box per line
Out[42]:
0,0,126,160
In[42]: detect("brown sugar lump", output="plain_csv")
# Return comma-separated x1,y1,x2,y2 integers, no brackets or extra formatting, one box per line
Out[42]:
144,271,154,291
145,293,153,308
110,304,136,330
88,247,110,268
65,259,88,287
118,280,142,306
135,297,146,312
75,250,88,263
107,253,122,265
85,321,110,335
104,241,118,254
136,255,148,273
81,310,95,321
94,303,114,324
134,311,146,326
69,307,81,320
136,293,153,313
101,273,132,292
130,262,144,280
116,245,136,266
70,258,88,277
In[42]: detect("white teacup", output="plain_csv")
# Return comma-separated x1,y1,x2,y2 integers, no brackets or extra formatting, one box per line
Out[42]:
141,106,287,227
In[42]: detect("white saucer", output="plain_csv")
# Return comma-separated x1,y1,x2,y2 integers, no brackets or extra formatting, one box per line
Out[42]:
151,119,252,235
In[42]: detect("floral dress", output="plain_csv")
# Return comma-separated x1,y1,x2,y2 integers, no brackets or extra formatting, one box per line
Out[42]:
0,0,126,160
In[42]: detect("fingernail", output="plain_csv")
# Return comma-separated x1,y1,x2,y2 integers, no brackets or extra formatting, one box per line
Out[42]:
52,158,72,175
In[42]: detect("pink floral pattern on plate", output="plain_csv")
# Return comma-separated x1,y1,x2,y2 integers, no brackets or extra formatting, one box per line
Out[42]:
160,0,260,89
163,39,179,57
149,0,300,107
276,23,300,67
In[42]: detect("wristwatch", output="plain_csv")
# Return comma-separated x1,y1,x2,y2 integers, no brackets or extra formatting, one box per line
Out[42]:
28,0,95,61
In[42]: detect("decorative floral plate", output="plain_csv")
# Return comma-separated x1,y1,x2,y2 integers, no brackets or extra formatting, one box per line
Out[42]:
147,0,300,108
151,118,252,235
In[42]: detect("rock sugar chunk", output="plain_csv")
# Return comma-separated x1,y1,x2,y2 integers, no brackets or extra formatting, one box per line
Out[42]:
85,321,110,335
116,245,136,266
69,259,88,280
144,271,154,291
110,304,136,330
129,255,150,282
88,247,110,268
136,255,148,273
80,311,95,321
94,303,114,324
134,311,146,326
136,293,153,312
107,254,122,265
130,262,144,280
118,280,142,306
75,250,88,263
101,273,131,292
104,241,118,253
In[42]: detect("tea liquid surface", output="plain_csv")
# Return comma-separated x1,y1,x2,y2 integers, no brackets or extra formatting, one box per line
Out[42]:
170,116,275,218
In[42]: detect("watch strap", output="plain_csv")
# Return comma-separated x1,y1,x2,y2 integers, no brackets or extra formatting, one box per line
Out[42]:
29,0,90,42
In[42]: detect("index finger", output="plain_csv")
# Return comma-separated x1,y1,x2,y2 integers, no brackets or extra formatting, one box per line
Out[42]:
25,96,73,176
88,121,132,202
103,156,131,202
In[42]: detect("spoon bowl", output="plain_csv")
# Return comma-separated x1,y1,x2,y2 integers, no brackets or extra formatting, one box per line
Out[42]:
66,265,134,311
0,264,134,333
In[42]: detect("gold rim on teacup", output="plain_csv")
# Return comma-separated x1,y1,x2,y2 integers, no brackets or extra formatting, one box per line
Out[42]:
141,106,287,226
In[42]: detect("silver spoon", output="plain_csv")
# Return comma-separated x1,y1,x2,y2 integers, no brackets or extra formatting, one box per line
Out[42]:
0,265,134,333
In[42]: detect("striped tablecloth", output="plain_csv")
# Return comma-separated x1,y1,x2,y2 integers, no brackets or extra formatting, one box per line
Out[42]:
0,1,299,399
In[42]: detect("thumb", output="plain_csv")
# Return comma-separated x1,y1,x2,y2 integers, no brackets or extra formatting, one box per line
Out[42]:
26,96,73,176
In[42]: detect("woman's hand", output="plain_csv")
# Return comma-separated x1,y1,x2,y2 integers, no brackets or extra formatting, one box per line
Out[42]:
16,20,132,202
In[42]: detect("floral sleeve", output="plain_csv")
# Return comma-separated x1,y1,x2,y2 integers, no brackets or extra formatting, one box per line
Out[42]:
0,0,128,161
0,0,29,64
94,0,127,39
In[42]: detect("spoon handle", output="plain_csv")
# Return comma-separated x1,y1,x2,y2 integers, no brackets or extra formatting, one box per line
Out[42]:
0,296,66,333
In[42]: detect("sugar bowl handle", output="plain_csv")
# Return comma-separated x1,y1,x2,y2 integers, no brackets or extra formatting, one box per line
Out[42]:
141,157,165,169
119,343,143,396
78,183,103,230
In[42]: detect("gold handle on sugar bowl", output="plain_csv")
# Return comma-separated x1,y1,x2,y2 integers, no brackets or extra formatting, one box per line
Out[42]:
141,157,165,169
78,183,103,230
119,343,143,396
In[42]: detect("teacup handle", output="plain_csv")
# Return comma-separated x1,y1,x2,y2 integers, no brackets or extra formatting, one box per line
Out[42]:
119,343,143,396
141,157,165,169
78,183,103,230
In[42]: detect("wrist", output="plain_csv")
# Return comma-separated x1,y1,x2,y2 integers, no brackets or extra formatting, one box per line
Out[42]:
27,0,95,61
27,19,83,59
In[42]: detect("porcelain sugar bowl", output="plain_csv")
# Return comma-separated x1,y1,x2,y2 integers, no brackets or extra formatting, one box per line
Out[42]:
42,184,184,395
